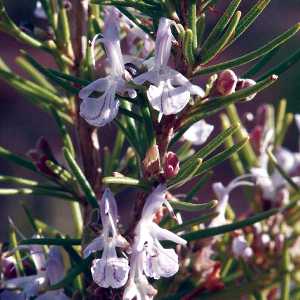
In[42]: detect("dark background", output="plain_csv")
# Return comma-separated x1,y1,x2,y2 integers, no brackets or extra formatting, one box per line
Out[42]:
0,0,299,240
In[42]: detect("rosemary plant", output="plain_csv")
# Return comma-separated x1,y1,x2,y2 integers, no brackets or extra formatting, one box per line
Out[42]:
0,1,300,299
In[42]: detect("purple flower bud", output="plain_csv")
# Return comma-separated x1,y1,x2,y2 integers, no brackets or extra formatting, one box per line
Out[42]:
164,152,180,179
236,78,257,101
216,69,238,96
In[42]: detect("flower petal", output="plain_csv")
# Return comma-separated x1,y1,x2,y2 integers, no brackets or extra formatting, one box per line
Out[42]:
79,78,108,100
183,120,214,145
46,247,65,285
154,18,175,67
144,246,179,279
150,223,187,245
133,70,160,86
141,184,167,221
83,236,104,258
171,70,205,97
80,84,119,127
91,257,130,289
147,80,190,115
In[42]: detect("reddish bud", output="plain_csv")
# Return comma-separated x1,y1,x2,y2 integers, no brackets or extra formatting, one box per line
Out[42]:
236,78,257,101
164,152,180,179
216,69,237,96
249,126,263,155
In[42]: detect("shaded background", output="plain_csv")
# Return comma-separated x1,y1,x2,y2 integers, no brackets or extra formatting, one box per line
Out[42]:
0,0,299,240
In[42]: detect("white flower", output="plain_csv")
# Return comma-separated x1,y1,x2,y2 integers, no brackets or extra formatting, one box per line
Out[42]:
133,18,204,115
182,120,214,146
232,235,253,260
210,175,254,228
123,185,186,299
79,7,135,127
84,188,130,289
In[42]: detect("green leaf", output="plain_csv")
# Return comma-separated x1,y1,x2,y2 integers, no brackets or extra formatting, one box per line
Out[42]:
20,237,81,246
168,158,203,189
182,208,278,241
170,211,219,232
184,29,195,65
114,119,142,158
102,176,150,190
48,69,90,86
169,198,218,212
194,23,300,76
188,0,197,51
195,137,248,177
196,13,206,47
201,11,241,64
0,146,36,172
34,219,62,236
186,171,213,201
9,223,24,276
51,107,75,157
220,114,245,175
119,107,143,122
0,187,76,200
0,175,39,186
21,203,38,232
201,0,241,51
0,68,69,108
226,104,257,169
275,99,287,147
63,147,98,208
258,48,300,81
16,56,57,93
233,0,271,44
20,51,79,94
242,47,280,78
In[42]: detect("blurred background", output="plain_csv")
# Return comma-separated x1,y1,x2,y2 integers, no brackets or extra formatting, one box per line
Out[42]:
0,0,299,241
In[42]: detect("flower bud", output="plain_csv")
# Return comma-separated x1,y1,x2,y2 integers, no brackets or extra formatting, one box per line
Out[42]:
143,145,161,178
216,69,238,96
164,151,180,178
250,126,263,155
236,78,257,101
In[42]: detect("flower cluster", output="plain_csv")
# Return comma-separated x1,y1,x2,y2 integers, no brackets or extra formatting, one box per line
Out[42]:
79,9,205,127
84,185,186,299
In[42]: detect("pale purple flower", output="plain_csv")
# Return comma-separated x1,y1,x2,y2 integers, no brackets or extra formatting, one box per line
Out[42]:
232,235,253,260
79,7,135,127
3,246,68,300
123,185,186,299
84,188,130,289
251,123,300,200
133,18,204,115
210,175,254,228
182,120,214,146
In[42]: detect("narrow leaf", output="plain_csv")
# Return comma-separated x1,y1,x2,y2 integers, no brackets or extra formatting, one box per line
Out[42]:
102,176,150,190
169,198,218,212
194,23,300,76
20,237,81,246
63,147,98,208
182,208,278,241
